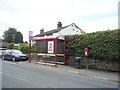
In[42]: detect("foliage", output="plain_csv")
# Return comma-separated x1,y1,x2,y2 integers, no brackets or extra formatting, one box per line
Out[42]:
3,28,17,43
65,29,119,61
7,43,14,49
31,43,37,53
12,43,36,54
0,37,3,42
7,43,28,54
20,46,29,54
14,43,29,54
14,31,23,43
2,27,23,43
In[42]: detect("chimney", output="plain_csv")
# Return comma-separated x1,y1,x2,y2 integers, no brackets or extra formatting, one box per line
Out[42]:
57,21,62,28
40,28,44,34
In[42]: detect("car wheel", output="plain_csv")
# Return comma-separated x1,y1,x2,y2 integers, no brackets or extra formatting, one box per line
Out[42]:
2,56,5,60
12,57,16,61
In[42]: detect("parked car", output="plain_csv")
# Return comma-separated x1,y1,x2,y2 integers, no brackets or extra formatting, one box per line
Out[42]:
0,48,6,58
2,49,28,61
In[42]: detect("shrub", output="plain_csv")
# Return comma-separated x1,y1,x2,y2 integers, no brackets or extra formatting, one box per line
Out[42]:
7,43,14,49
20,46,29,54
65,29,119,61
31,43,37,53
12,43,29,54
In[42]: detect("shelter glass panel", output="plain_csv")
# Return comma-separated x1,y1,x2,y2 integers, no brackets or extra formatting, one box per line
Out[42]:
58,40,64,54
39,40,46,53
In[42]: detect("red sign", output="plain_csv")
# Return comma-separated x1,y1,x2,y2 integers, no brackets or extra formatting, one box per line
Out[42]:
49,43,52,48
84,48,89,56
48,41,54,53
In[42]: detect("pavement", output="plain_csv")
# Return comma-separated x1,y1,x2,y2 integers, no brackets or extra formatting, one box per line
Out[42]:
19,61,119,83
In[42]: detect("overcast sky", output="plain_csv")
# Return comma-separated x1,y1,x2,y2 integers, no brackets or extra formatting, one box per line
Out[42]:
0,0,119,42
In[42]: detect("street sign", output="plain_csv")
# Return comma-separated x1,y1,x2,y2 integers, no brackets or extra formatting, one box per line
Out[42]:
14,44,20,46
29,31,33,39
84,48,89,56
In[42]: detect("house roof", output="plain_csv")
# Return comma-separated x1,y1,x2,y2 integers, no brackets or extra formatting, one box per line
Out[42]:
34,23,85,37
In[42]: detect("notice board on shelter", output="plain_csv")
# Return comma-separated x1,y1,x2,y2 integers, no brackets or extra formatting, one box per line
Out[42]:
48,41,54,54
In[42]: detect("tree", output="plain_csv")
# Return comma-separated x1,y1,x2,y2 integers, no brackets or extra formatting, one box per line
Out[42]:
3,27,17,43
14,31,23,43
2,27,23,43
0,37,2,42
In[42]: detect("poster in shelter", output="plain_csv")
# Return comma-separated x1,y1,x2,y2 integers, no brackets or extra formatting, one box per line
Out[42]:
48,41,54,53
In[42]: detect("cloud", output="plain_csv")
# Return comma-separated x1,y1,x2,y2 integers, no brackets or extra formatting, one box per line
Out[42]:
77,15,118,33
0,0,119,41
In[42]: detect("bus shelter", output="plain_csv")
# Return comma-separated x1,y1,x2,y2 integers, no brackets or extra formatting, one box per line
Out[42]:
28,35,66,66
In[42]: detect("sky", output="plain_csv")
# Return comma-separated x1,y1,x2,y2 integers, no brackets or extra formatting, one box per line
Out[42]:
0,0,119,42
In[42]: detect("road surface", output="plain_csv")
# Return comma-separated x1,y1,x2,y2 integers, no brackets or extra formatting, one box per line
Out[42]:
0,59,118,88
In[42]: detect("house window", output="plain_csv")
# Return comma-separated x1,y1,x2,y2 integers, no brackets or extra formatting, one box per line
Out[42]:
46,33,53,36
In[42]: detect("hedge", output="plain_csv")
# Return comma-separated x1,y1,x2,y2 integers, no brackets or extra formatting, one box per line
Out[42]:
7,43,14,49
65,29,119,61
7,29,119,61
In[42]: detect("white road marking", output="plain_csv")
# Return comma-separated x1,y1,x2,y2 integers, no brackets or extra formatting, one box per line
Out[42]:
92,76,108,80
2,72,28,82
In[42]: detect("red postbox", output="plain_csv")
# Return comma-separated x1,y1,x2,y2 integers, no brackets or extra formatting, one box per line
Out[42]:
84,48,89,56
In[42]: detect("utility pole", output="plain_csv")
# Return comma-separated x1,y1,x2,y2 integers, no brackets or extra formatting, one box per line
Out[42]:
28,31,33,63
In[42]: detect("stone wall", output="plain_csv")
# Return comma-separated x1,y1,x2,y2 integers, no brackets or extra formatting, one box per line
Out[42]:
66,56,119,71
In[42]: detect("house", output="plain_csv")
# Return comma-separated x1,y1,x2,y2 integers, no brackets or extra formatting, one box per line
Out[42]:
34,22,86,39
31,22,86,65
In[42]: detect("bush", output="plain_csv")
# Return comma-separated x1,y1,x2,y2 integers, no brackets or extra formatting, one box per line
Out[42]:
8,43,36,54
20,46,29,54
65,29,119,61
12,43,29,54
13,46,19,50
7,43,14,49
31,43,37,53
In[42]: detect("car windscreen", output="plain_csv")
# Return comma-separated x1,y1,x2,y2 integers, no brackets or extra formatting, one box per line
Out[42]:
12,50,23,54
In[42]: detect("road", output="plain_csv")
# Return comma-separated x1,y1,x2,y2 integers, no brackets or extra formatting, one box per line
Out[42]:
0,59,118,88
